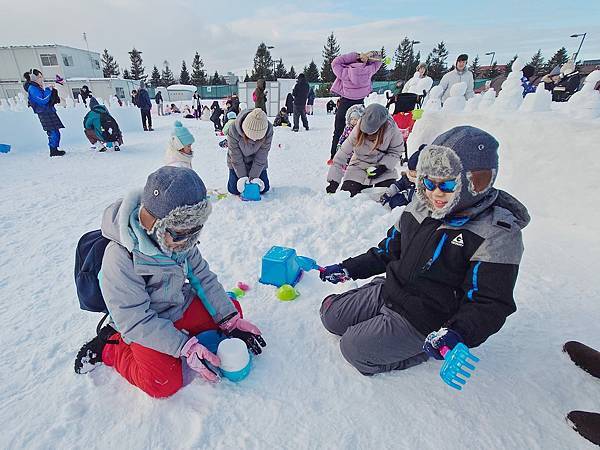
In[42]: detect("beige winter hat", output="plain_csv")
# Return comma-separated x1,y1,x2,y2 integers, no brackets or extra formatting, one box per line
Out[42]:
242,108,269,141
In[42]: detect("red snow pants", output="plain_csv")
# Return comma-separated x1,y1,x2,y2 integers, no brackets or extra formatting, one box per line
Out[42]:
102,296,242,398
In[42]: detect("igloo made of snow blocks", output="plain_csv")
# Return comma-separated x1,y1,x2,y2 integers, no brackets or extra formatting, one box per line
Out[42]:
259,246,302,287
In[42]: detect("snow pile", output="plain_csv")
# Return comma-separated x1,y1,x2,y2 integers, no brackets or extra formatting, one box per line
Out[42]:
520,80,552,112
1,108,600,449
492,57,525,112
568,70,600,119
441,82,467,112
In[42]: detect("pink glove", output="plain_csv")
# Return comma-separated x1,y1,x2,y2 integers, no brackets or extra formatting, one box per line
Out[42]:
180,336,221,382
220,314,267,355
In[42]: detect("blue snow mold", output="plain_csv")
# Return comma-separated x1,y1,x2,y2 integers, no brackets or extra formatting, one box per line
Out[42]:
195,330,228,354
0,144,11,154
241,183,261,201
259,246,302,287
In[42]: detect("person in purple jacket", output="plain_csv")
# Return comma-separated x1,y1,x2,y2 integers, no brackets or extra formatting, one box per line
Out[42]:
328,51,382,164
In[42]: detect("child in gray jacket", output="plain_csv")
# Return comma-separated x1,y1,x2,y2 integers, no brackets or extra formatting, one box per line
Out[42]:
74,166,266,398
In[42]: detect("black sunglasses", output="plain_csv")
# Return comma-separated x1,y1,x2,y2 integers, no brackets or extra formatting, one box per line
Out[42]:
166,224,204,242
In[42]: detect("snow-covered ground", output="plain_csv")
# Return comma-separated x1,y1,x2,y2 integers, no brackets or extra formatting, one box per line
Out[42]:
1,106,600,449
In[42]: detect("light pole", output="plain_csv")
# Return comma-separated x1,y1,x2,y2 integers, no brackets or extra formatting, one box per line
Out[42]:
570,33,587,62
485,51,495,67
266,45,276,80
404,40,420,82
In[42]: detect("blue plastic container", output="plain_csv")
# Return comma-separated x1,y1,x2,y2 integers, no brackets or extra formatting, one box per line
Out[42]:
196,330,228,354
259,246,302,287
220,354,252,382
0,144,11,154
241,183,261,201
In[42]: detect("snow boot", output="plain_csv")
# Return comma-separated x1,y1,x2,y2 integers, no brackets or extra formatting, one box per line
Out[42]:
74,324,118,374
563,341,600,379
49,147,65,157
114,145,120,151
567,411,600,446
148,127,154,131
293,128,299,132
98,146,107,152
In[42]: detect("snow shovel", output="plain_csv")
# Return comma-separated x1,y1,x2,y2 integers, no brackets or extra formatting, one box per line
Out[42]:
439,343,479,390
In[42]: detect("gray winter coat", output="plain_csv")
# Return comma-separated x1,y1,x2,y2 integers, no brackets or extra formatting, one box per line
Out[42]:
227,109,274,179
327,117,404,186
439,68,475,102
99,190,237,357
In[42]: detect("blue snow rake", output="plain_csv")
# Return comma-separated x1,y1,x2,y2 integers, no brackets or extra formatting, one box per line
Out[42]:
439,343,480,390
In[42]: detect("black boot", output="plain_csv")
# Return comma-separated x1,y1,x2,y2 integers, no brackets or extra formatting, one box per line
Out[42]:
49,147,65,157
564,341,600,379
114,145,120,151
74,324,117,374
567,411,600,445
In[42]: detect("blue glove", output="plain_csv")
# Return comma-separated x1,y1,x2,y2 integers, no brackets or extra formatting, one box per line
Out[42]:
319,263,350,284
423,328,464,360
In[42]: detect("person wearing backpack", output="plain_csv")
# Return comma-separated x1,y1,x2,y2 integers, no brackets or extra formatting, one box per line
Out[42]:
83,97,123,152
73,166,266,398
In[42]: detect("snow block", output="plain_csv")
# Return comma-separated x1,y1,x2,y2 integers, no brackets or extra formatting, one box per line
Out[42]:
259,246,302,287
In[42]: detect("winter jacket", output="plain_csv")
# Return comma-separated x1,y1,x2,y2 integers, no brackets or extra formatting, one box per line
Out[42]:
328,117,404,186
384,174,416,209
285,93,294,114
25,81,64,131
254,80,267,112
552,72,581,102
520,76,536,97
155,91,163,104
439,68,475,102
331,52,382,100
342,190,529,348
136,88,152,110
293,78,310,107
84,104,114,141
222,118,236,136
230,96,240,114
337,124,355,149
307,87,316,105
227,108,274,179
100,190,237,357
403,73,434,96
273,111,290,127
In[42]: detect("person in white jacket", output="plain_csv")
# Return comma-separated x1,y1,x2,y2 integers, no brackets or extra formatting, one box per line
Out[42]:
402,63,433,97
438,54,475,103
164,121,195,168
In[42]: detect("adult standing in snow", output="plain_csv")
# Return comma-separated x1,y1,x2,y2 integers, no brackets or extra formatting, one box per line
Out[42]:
226,108,273,196
320,125,529,377
210,101,223,133
155,90,164,116
253,79,267,113
292,73,310,132
23,69,66,157
285,92,294,116
438,54,474,103
307,86,316,115
74,166,266,397
326,104,403,197
230,93,240,114
136,81,153,131
329,51,382,164
402,63,433,99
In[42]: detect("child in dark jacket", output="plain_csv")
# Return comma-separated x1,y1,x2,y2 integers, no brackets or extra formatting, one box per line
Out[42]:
210,101,223,133
378,147,422,209
319,126,530,376
273,107,291,127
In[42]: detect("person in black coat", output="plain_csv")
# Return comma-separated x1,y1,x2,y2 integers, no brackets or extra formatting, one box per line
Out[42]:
80,85,91,106
135,81,153,131
307,87,315,115
292,73,309,132
285,93,294,115
210,100,223,132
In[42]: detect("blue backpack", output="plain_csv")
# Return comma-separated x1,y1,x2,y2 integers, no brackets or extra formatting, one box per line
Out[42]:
74,230,111,312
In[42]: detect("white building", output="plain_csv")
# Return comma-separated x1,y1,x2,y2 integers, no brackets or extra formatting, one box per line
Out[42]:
0,44,138,102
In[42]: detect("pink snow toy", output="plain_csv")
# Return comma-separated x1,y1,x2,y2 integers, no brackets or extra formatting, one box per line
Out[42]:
237,282,250,292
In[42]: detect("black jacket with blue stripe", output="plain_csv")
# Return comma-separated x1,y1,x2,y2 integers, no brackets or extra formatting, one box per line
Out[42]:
342,190,530,347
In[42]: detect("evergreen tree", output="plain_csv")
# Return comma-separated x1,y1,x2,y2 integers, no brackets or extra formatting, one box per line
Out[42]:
469,55,481,79
544,47,569,74
391,37,412,80
123,69,131,79
287,66,297,79
410,51,421,76
179,60,191,85
303,60,320,82
320,32,341,82
483,62,501,79
426,41,449,81
101,49,120,78
251,43,274,81
528,49,545,75
244,73,250,82
161,63,176,86
211,70,224,85
505,55,518,74
150,66,162,87
274,59,287,78
128,48,145,80
373,46,388,81
190,52,208,86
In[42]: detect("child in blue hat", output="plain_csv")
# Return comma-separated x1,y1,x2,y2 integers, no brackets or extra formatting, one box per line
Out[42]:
164,121,195,168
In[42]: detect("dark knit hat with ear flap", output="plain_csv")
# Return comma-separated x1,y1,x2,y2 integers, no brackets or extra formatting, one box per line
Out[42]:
416,126,499,219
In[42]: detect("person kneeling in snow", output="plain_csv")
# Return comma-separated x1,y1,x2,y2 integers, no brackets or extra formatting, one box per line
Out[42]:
83,97,123,152
226,108,273,196
319,126,529,376
326,104,404,197
74,167,266,398
164,121,195,168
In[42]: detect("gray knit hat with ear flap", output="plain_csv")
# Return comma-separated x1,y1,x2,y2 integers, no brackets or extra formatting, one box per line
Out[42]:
416,126,499,219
